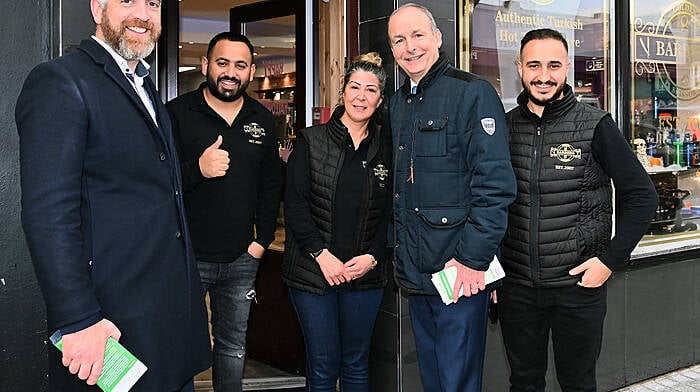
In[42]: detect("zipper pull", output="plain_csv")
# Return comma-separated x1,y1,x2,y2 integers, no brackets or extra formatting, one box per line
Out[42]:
407,158,414,183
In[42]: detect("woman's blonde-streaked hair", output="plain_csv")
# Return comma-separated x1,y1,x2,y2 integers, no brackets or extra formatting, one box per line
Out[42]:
337,52,388,107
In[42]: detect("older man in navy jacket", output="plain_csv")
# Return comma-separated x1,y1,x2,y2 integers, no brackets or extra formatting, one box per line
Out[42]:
15,1,210,391
388,4,516,392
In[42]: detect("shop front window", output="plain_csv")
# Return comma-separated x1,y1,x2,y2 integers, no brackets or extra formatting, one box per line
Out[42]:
463,0,610,113
631,0,700,257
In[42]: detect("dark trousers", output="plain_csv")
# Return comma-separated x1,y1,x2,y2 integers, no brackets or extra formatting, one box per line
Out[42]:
288,286,384,392
408,292,490,392
178,380,195,392
198,253,260,392
498,281,607,392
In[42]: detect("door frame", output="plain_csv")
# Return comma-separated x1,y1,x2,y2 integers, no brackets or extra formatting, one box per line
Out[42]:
230,0,310,129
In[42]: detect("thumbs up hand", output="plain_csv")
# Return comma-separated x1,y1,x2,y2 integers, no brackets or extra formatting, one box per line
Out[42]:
199,135,229,178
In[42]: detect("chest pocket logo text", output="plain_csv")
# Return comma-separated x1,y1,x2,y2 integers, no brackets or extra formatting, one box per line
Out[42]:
373,164,389,186
244,123,266,144
550,143,581,171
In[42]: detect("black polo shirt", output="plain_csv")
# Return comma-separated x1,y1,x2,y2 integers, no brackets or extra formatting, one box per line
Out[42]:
166,83,283,262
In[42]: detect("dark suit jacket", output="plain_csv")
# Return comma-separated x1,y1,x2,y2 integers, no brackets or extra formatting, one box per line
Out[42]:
15,38,211,392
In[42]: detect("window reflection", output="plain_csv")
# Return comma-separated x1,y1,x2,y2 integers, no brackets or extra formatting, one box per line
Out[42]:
631,0,700,257
464,0,609,112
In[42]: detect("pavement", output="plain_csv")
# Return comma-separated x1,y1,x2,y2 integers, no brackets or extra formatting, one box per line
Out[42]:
614,364,700,391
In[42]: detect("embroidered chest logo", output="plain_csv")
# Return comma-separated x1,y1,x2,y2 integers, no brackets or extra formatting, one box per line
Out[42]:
549,143,581,163
244,123,266,138
481,118,496,135
373,164,389,181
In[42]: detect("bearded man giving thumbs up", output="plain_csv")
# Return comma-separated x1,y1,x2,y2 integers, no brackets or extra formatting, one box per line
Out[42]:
166,32,283,392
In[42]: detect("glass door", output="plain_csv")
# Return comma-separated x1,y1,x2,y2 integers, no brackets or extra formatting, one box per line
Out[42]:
231,0,307,132
230,1,309,388
177,1,309,389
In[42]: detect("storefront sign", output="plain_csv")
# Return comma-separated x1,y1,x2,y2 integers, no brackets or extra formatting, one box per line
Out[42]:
635,34,699,64
260,100,289,116
494,10,583,48
263,60,285,77
473,0,584,109
633,0,700,101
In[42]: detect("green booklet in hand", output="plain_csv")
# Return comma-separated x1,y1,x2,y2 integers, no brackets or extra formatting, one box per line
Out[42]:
50,329,147,392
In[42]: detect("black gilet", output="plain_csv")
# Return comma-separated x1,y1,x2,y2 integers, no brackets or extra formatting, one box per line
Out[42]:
503,86,610,288
282,108,390,294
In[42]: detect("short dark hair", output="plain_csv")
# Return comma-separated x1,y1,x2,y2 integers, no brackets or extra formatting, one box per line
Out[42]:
520,28,568,55
207,32,255,62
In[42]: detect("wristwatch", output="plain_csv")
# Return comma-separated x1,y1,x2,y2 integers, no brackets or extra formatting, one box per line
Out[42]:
367,254,378,269
310,249,324,260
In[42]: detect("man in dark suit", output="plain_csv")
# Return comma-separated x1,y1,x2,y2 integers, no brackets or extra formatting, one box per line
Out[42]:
15,1,211,391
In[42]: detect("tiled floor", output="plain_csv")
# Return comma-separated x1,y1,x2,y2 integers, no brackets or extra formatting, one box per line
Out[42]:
614,364,700,391
194,358,305,391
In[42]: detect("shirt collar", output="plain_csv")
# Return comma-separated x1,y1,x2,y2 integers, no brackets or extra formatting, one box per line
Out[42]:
91,35,151,83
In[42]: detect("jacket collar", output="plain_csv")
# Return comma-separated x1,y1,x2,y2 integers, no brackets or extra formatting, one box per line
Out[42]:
327,106,378,148
516,84,577,122
77,38,167,142
90,35,150,78
399,52,450,96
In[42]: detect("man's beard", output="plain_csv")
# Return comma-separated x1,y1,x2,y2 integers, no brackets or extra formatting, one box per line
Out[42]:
206,73,250,102
522,78,566,107
101,9,160,61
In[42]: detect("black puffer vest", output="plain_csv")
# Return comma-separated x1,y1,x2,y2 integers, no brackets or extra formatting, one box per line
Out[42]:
282,107,391,294
503,85,611,288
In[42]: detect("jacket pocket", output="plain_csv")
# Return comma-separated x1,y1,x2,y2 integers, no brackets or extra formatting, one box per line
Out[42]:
414,116,448,157
415,207,469,273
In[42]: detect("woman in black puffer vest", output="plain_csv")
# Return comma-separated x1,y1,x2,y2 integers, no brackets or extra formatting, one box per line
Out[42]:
282,52,391,392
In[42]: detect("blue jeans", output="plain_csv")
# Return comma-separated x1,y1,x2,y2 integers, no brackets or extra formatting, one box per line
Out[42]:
288,286,384,392
409,292,489,392
198,253,260,392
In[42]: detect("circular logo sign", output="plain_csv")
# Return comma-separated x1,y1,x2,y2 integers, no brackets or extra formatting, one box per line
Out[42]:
655,2,700,101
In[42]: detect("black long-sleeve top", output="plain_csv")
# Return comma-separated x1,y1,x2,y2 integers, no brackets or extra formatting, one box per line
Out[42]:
285,132,389,262
166,85,283,261
590,115,659,269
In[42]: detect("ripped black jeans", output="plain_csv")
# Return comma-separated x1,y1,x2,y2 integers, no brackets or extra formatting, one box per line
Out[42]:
198,253,260,392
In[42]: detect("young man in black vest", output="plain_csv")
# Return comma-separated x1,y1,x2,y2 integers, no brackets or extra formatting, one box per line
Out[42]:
499,28,658,391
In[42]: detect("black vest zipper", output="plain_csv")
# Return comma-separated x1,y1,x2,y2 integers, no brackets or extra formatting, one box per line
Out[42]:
530,122,544,286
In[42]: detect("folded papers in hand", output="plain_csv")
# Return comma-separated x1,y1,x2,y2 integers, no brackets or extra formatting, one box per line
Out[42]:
431,256,505,305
